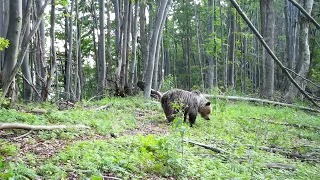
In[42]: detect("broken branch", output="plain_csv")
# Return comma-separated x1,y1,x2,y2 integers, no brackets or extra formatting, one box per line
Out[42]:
0,123,90,130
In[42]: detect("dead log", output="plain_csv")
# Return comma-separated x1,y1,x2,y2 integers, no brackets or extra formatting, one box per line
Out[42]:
204,94,320,113
246,117,320,131
0,123,90,130
265,163,296,171
245,144,320,161
184,139,228,154
94,103,113,110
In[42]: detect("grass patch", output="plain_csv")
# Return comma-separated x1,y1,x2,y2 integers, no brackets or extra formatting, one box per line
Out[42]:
0,96,319,179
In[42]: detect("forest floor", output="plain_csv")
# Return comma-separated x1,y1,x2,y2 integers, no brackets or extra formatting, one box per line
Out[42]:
0,95,319,179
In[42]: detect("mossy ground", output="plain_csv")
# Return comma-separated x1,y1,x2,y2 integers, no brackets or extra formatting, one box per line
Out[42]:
0,96,319,179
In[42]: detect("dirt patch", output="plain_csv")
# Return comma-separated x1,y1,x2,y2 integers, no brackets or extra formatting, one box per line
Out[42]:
1,109,169,162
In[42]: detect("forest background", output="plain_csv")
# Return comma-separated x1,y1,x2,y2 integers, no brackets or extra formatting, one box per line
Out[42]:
0,0,319,106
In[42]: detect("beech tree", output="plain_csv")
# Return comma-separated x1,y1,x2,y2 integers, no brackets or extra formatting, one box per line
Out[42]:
2,0,22,104
144,0,172,98
260,0,275,99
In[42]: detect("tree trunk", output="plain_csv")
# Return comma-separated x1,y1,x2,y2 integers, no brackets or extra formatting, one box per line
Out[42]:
2,0,22,104
36,0,47,101
140,0,148,81
144,0,171,98
0,0,9,71
284,0,314,102
97,0,106,97
206,0,215,90
194,3,204,91
115,0,129,96
227,7,235,89
260,0,275,99
106,0,112,87
124,1,132,89
129,0,139,94
65,0,74,100
21,0,32,101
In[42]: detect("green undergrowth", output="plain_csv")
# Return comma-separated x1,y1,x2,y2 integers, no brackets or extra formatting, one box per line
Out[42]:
0,96,319,179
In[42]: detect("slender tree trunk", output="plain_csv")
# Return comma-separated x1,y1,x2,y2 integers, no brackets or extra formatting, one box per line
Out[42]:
36,0,47,101
285,0,314,102
227,7,235,89
21,0,32,101
206,0,214,89
260,0,275,99
129,0,139,94
0,0,9,70
65,0,74,100
114,0,121,57
77,17,83,101
194,3,204,91
2,0,22,103
97,0,106,97
140,0,148,81
144,0,172,98
106,0,112,87
115,0,129,96
124,1,132,89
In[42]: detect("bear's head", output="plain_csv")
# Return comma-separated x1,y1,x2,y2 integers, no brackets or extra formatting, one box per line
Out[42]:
199,101,212,120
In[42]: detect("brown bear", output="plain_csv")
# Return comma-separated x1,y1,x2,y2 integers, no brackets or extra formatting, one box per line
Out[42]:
160,89,212,127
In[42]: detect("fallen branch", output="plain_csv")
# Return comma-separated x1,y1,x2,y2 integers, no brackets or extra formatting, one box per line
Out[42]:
0,123,90,130
12,130,33,140
265,163,296,171
204,94,320,113
94,103,113,110
184,139,228,154
246,117,320,131
245,144,319,161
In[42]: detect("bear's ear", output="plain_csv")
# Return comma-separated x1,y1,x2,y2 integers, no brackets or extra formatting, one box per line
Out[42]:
205,102,211,106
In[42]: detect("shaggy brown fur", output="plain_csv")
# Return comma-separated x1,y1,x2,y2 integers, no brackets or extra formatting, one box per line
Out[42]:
160,89,212,127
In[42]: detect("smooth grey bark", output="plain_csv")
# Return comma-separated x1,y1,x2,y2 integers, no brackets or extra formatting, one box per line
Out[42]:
90,0,99,81
206,0,214,89
35,0,47,101
227,7,235,89
106,0,112,85
260,0,275,99
219,0,227,89
65,0,74,100
0,0,9,70
129,0,139,93
113,0,121,56
97,0,106,97
74,0,80,101
44,0,57,101
213,0,218,87
124,1,132,88
77,19,83,101
241,35,247,93
144,0,171,98
2,0,22,103
285,0,314,102
21,0,32,101
0,0,49,105
0,0,3,70
158,38,165,91
114,0,124,95
152,30,163,90
115,0,129,96
140,0,148,81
